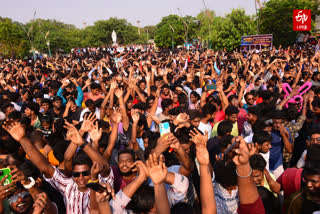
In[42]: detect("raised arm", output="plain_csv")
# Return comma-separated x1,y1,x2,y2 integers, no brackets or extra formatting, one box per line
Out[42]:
3,122,55,178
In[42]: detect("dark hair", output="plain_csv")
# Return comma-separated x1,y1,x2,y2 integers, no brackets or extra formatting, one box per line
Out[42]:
253,131,272,145
52,96,63,102
85,99,95,108
188,109,201,120
72,151,93,169
217,120,233,136
257,186,281,214
132,102,147,111
228,94,238,103
52,139,70,163
219,135,234,149
201,103,216,118
249,154,266,171
312,98,320,109
26,102,40,114
1,103,14,114
247,106,260,116
303,160,320,176
8,111,21,121
118,149,135,162
161,98,173,110
306,144,320,162
126,185,154,213
225,105,239,116
190,91,200,100
171,202,194,214
309,128,320,137
214,160,237,188
244,92,253,100
90,82,101,90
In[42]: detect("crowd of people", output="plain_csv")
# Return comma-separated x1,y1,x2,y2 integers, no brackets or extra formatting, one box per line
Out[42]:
0,41,320,214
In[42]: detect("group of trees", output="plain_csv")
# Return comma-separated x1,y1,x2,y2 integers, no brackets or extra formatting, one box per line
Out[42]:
0,0,319,57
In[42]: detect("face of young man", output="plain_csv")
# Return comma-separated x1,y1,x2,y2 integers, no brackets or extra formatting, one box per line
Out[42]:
304,174,320,203
252,169,264,186
72,164,91,191
226,113,238,124
118,153,134,177
258,141,272,154
9,190,33,214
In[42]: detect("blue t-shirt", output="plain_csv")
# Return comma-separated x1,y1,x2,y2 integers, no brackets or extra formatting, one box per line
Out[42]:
269,129,291,171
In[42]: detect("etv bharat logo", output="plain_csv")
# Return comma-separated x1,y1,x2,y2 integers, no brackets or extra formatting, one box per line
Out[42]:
293,10,311,31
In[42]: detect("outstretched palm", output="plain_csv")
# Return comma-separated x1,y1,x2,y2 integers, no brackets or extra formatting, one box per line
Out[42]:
2,122,25,142
89,122,102,142
64,121,84,146
147,154,167,185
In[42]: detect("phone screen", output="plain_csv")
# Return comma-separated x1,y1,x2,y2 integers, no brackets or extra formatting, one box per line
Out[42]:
0,168,12,186
159,122,170,136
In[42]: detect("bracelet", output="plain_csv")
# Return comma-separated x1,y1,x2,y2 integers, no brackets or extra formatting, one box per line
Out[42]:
235,167,253,178
88,179,99,183
79,141,89,150
23,177,36,189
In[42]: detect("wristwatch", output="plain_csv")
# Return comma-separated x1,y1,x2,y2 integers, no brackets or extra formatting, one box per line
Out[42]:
23,177,36,189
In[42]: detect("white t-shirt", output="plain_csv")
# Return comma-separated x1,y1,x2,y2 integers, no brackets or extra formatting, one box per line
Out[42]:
260,151,270,171
297,150,307,168
198,122,212,139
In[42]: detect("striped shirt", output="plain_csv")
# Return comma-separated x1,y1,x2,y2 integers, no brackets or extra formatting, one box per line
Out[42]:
44,168,91,214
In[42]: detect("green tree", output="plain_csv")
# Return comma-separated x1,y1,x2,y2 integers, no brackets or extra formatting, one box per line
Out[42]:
259,0,320,47
154,14,199,48
0,18,29,58
196,10,216,46
213,9,256,50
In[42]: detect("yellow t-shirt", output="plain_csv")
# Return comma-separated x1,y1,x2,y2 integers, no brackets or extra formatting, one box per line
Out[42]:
211,121,239,137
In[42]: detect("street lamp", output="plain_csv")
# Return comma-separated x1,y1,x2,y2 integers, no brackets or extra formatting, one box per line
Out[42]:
169,24,175,50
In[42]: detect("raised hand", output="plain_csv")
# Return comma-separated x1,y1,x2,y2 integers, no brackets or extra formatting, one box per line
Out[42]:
110,79,118,90
130,161,148,181
95,183,115,203
114,88,123,98
80,113,96,133
132,113,140,124
232,136,250,166
2,121,26,142
91,162,105,181
64,120,84,146
0,175,15,200
10,166,29,185
111,108,122,124
32,192,50,214
89,121,102,142
146,154,167,185
190,128,208,146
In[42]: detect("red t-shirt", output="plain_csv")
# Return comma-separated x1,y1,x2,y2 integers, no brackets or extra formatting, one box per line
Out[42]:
238,197,265,214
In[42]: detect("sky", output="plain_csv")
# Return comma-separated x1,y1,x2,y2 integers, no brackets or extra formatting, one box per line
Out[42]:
0,0,265,28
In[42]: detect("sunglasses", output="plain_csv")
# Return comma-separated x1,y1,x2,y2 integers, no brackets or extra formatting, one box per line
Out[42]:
8,192,30,204
72,171,90,177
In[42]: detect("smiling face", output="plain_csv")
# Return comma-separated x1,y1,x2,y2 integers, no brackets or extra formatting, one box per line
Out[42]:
118,153,134,176
9,190,33,214
72,164,91,191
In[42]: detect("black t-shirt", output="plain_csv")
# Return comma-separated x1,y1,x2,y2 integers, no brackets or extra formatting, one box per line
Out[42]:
207,136,222,166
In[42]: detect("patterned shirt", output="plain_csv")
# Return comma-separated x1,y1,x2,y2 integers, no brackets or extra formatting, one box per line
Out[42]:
283,115,306,164
44,168,91,214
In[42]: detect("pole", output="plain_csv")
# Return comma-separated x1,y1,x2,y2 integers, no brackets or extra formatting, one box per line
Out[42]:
255,0,259,34
47,41,52,58
172,31,174,50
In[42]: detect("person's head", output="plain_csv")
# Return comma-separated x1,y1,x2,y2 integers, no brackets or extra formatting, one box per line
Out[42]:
244,92,255,106
161,84,170,96
85,99,96,112
71,152,93,191
307,128,320,146
247,106,260,125
228,95,239,107
1,103,14,117
253,131,272,153
190,91,200,104
126,185,155,213
225,105,239,123
90,82,101,95
249,154,267,186
201,103,216,122
24,102,40,117
138,80,146,92
188,109,201,127
172,93,179,104
118,149,135,177
271,110,285,131
303,160,320,201
214,160,237,190
312,98,320,115
52,96,63,109
40,115,52,130
217,120,233,137
41,98,51,113
8,185,33,214
255,118,273,133
161,98,173,113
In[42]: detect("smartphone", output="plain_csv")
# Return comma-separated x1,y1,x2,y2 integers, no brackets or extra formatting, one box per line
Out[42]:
207,84,217,90
159,122,170,136
0,168,12,186
86,183,109,194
